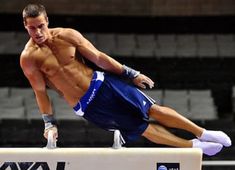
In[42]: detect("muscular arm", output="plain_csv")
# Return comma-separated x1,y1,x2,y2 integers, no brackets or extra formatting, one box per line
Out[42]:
63,28,123,75
62,28,154,88
20,53,53,115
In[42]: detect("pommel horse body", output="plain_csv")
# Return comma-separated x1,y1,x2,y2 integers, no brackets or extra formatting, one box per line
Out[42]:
0,130,202,170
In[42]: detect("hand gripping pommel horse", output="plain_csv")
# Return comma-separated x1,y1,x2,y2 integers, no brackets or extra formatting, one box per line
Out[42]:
0,130,202,170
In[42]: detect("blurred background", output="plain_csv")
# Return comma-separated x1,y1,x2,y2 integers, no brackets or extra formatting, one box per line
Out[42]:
0,0,235,169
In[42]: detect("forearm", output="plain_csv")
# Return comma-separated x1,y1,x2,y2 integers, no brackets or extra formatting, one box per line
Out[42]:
34,90,53,115
34,89,57,138
96,52,123,74
95,52,155,89
97,52,140,78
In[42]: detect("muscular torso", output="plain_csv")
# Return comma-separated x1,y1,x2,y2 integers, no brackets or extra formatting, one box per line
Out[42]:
26,29,93,107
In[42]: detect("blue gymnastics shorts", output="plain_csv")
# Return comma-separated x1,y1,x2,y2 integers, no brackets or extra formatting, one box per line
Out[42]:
73,71,155,142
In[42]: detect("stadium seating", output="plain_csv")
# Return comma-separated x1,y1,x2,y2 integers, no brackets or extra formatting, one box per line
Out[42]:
0,32,234,59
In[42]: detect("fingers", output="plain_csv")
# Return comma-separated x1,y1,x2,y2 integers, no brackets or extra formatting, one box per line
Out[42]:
44,131,58,141
138,82,146,89
140,81,153,89
144,76,155,89
46,129,57,149
139,75,155,89
133,74,155,89
44,126,58,140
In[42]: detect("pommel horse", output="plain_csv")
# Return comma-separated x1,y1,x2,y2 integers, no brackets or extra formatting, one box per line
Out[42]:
0,130,202,170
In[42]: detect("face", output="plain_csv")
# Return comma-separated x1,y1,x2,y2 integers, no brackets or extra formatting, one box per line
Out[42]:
24,14,49,44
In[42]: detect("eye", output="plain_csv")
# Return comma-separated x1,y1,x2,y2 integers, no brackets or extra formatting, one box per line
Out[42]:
38,24,45,29
28,27,36,30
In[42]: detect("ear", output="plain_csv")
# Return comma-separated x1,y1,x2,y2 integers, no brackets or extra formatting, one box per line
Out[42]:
23,21,27,29
46,17,49,26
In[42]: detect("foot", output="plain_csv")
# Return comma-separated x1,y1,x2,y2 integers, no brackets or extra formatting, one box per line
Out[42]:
192,139,223,156
198,130,232,147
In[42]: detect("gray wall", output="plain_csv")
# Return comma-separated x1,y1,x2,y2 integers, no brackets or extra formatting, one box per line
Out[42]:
0,0,235,16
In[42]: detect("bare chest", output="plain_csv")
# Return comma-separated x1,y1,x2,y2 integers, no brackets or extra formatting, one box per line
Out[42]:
37,40,77,76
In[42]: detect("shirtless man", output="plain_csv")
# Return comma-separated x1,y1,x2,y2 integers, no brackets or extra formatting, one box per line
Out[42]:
20,4,231,156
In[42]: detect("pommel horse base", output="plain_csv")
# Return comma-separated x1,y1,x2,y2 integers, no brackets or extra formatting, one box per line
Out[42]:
0,147,202,170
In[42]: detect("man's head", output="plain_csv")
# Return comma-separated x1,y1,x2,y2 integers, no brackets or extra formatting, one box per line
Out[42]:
23,4,50,44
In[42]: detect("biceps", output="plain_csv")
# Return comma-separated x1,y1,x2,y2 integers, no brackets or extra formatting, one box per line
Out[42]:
26,71,46,92
78,40,101,62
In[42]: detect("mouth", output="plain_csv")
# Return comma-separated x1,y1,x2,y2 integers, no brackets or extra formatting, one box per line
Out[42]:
36,35,43,40
34,36,45,43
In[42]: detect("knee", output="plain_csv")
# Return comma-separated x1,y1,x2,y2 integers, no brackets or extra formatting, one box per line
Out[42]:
142,124,155,138
148,104,165,117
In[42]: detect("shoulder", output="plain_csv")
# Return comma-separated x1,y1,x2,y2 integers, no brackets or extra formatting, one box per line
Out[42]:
51,27,85,45
20,41,38,75
20,41,35,63
52,27,82,36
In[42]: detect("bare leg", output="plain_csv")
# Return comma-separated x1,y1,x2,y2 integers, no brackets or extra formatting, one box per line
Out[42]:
142,123,224,156
142,123,192,147
147,104,231,148
148,104,204,137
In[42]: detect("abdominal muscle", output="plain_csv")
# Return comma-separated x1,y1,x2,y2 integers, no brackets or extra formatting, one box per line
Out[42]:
44,60,94,107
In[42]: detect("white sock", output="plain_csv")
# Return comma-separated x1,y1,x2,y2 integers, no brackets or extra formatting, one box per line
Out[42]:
198,130,232,147
192,139,223,156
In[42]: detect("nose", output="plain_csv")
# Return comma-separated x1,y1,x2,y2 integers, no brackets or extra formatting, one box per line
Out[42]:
35,28,41,35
